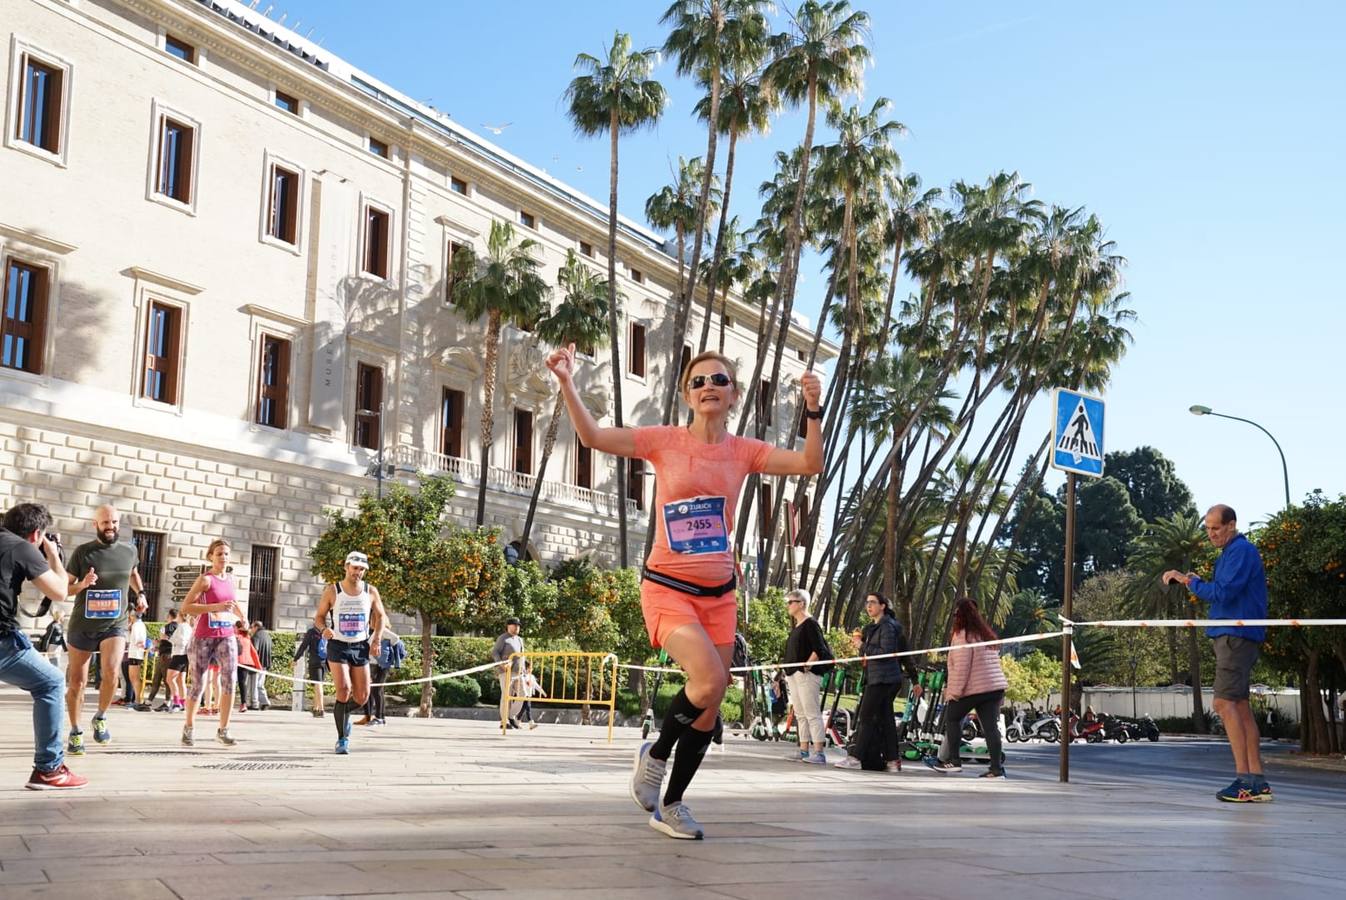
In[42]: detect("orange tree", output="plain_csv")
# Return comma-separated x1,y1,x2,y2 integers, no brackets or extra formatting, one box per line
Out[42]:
1257,491,1346,753
310,476,508,715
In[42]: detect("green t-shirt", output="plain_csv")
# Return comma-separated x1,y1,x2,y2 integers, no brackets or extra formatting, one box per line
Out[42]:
67,540,140,635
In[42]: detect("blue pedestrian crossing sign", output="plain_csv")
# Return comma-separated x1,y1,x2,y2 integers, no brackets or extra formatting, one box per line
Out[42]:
1051,388,1105,477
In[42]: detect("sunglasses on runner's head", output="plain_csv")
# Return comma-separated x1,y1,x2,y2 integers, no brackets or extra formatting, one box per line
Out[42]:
689,373,733,389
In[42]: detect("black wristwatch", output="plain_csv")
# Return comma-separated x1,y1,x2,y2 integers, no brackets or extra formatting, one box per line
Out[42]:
804,407,824,420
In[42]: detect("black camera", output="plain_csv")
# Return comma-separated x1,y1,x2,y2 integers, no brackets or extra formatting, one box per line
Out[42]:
44,532,65,567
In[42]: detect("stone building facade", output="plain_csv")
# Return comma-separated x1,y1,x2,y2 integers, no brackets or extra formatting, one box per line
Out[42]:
1,0,834,631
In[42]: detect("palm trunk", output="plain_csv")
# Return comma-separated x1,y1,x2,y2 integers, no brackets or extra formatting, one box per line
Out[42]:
661,63,720,425
520,395,564,549
474,311,502,526
1186,626,1207,733
698,122,740,354
607,111,629,567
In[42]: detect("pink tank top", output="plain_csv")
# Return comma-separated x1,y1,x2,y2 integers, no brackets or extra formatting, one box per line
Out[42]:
193,574,237,640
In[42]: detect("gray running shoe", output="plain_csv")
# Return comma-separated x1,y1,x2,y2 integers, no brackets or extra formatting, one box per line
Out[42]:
216,728,237,746
649,802,704,840
181,726,194,747
630,741,667,813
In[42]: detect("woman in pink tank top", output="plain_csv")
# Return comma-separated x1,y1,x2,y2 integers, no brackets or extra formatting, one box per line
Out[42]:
179,539,245,748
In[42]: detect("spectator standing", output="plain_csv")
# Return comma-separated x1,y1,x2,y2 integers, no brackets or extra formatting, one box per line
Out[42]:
145,609,178,709
925,598,1008,778
248,621,272,710
518,658,547,730
358,624,401,727
783,588,831,764
491,618,525,729
166,611,191,711
234,621,261,713
1164,503,1273,803
839,593,919,772
294,624,326,717
126,608,149,710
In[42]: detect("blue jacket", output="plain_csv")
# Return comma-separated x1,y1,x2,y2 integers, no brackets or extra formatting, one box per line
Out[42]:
1188,533,1267,642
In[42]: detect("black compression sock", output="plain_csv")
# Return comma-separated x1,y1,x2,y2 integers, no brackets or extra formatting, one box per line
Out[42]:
334,700,348,738
663,724,715,807
650,689,704,760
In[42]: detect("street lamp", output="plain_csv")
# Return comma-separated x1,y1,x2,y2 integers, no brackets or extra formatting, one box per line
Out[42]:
1188,405,1291,509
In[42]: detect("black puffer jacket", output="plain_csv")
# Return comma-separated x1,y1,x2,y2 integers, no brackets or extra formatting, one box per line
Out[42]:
861,614,918,685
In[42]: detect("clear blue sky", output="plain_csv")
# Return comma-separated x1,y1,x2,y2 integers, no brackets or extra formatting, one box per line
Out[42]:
272,0,1344,525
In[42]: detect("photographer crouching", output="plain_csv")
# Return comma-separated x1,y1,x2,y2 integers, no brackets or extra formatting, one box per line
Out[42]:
1,502,88,789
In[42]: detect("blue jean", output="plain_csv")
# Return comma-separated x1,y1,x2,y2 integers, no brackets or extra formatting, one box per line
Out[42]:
0,631,67,771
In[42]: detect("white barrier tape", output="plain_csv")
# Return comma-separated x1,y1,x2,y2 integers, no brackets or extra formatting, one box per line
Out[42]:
615,630,1067,677
237,658,503,688
1063,617,1346,628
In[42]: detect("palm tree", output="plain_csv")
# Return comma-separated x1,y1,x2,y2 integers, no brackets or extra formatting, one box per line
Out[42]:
694,58,775,355
660,0,771,419
520,251,613,550
1123,512,1213,731
564,32,667,567
739,0,871,439
450,220,551,527
644,156,720,305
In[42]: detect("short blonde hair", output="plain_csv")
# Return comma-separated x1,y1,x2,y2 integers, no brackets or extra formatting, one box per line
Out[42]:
679,351,739,394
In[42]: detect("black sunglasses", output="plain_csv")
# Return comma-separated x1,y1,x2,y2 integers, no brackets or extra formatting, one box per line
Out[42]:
689,373,733,389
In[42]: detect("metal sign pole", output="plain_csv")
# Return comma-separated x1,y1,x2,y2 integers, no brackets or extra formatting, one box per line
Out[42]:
1060,472,1075,783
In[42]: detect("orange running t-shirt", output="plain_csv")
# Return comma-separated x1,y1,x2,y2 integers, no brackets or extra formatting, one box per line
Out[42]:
631,425,774,586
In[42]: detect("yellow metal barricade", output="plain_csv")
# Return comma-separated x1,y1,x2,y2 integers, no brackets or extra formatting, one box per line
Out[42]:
502,651,620,743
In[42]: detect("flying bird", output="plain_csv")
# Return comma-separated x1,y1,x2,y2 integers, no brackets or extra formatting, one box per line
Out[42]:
481,122,512,135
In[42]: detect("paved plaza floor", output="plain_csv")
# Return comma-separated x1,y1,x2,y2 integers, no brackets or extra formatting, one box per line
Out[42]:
1,688,1342,899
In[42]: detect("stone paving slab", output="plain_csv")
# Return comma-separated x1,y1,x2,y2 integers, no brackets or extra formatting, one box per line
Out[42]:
0,690,1343,899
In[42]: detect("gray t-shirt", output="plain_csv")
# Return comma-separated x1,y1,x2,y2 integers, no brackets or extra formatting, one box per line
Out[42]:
66,540,140,635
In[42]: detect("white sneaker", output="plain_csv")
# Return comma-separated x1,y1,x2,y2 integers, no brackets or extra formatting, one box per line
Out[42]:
649,802,703,840
833,755,862,769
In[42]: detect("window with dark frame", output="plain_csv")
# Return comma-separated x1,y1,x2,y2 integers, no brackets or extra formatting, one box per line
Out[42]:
368,136,389,158
513,408,534,474
164,35,196,64
797,347,808,362
441,387,464,458
579,241,593,258
266,164,299,244
758,378,773,427
130,531,164,619
274,90,299,114
16,55,63,154
142,302,182,404
155,115,195,204
444,241,467,303
362,206,390,278
627,458,646,511
724,314,734,330
255,335,290,429
2,259,49,375
353,362,383,449
519,210,536,229
247,545,279,629
575,435,592,490
630,267,644,284
628,322,647,378
450,176,468,195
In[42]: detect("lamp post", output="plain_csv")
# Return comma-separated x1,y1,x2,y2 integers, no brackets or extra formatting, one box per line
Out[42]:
1188,405,1291,509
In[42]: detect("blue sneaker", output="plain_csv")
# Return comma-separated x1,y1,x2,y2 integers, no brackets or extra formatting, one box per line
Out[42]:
92,716,110,744
67,730,85,757
1216,778,1256,802
924,757,962,774
1249,781,1274,802
335,738,350,755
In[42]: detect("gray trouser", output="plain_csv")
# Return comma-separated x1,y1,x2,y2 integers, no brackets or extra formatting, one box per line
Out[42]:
787,671,825,746
498,669,523,721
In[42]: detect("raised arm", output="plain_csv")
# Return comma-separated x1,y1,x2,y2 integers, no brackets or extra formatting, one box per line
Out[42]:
546,343,637,458
761,371,824,477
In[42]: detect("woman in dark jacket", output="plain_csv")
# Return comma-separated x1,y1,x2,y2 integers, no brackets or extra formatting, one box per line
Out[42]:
837,593,920,772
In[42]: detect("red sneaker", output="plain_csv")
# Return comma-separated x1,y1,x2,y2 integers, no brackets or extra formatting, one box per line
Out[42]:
26,764,89,791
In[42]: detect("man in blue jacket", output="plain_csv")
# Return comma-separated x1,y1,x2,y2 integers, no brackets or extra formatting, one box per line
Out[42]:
1164,504,1272,803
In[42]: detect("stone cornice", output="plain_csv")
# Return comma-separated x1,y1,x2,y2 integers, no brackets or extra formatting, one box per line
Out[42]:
0,223,78,255
123,266,205,295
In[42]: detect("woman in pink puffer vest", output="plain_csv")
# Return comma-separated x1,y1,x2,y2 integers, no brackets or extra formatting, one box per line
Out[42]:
926,597,1009,777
